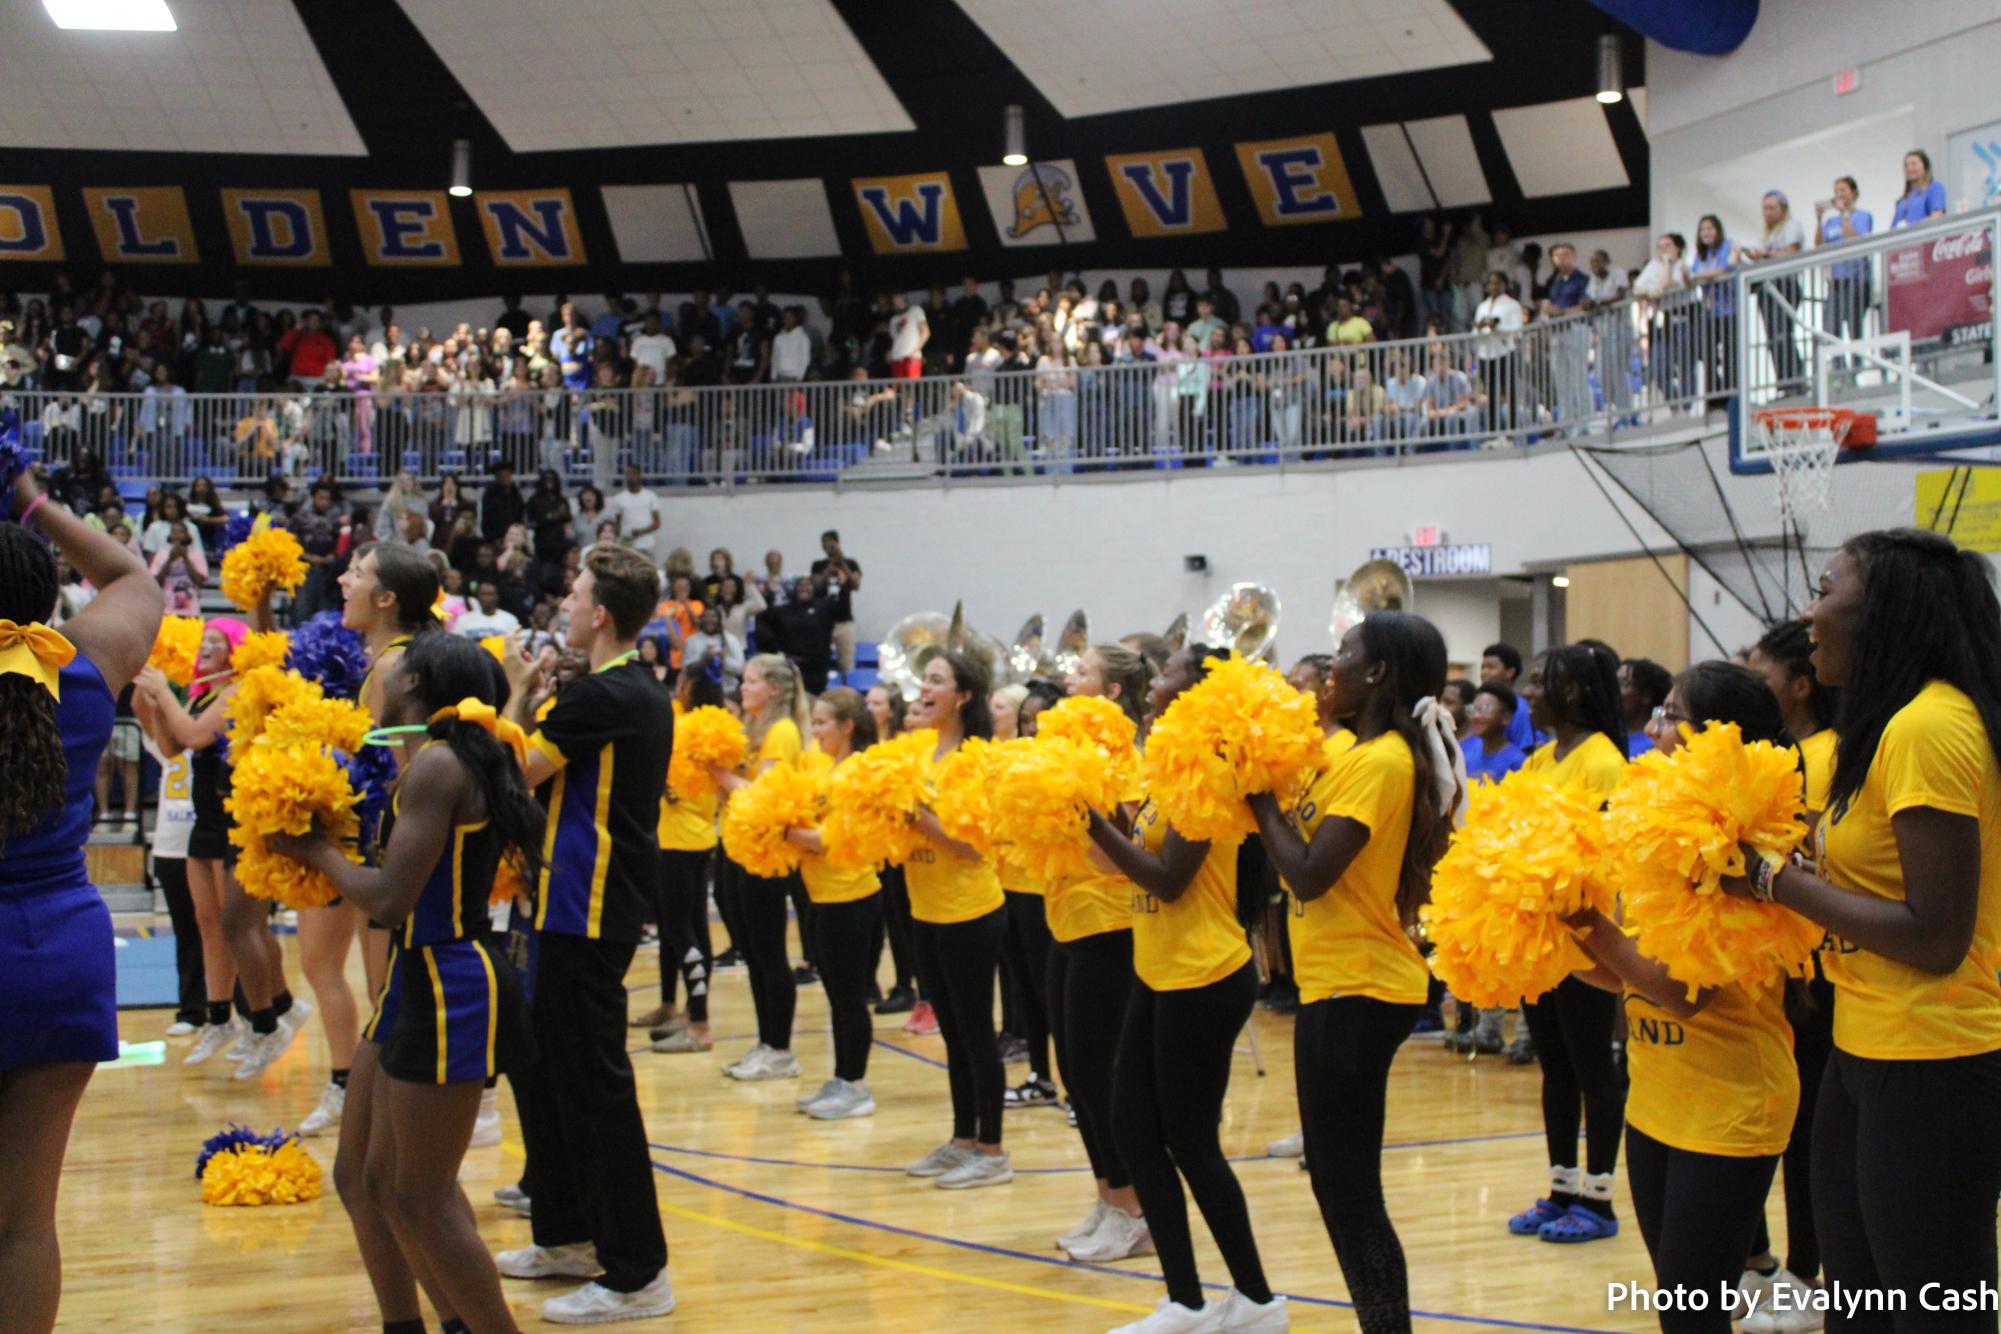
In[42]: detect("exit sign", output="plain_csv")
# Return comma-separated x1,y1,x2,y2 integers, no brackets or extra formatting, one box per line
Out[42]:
1411,525,1442,547
1833,66,1861,95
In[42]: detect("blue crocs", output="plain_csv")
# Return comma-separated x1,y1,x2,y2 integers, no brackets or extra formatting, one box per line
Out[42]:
1538,1204,1620,1243
1507,1197,1567,1235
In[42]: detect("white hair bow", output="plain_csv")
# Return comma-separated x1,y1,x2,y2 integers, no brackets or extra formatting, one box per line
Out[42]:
1412,695,1469,829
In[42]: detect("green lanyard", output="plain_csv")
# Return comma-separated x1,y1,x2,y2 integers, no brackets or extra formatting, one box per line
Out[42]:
596,649,638,674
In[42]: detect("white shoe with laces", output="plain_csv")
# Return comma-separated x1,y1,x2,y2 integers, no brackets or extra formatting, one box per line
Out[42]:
1216,1288,1289,1331
1741,1270,1824,1333
936,1150,1013,1190
493,1182,531,1217
470,1087,501,1147
165,1019,198,1038
1058,1200,1112,1252
1266,1131,1304,1158
796,1078,842,1111
1067,1208,1153,1263
806,1079,876,1120
906,1143,974,1178
184,1019,242,1066
1110,1296,1224,1333
231,1026,294,1080
540,1270,675,1324
733,1047,799,1081
223,1021,256,1062
495,1242,602,1280
722,1043,772,1078
298,1082,346,1136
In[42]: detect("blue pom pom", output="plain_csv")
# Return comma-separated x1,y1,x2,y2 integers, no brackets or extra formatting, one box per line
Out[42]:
221,510,255,553
286,611,370,701
195,1123,297,1179
343,744,398,857
0,438,25,524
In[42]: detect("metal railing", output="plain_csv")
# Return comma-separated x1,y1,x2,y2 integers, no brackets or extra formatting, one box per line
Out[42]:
6,214,1995,493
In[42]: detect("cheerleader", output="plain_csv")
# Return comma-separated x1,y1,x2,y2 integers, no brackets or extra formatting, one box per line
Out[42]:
992,681,1057,1107
1566,661,1801,1334
785,687,882,1119
1740,618,1841,1324
717,652,811,1081
137,615,306,1079
648,664,725,1055
1722,530,2001,1326
1507,641,1629,1244
1247,613,1462,1334
1046,644,1152,1262
902,650,1013,1189
1087,645,1281,1333
269,632,541,1334
134,680,233,1045
0,473,161,1331
864,683,918,1017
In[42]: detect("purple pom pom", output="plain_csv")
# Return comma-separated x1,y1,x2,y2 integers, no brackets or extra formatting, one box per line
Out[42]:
285,612,369,701
195,1124,298,1179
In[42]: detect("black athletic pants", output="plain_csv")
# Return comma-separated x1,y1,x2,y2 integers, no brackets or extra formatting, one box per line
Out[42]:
656,848,712,1024
1750,973,1834,1279
1811,1047,2001,1332
1113,962,1270,1311
514,933,667,1293
155,855,206,1026
1625,1126,1778,1334
1297,996,1420,1334
789,877,817,971
1002,891,1053,1081
813,894,881,1082
1523,975,1626,1180
1046,928,1134,1188
870,864,916,994
738,866,798,1050
911,908,1006,1144
713,856,745,958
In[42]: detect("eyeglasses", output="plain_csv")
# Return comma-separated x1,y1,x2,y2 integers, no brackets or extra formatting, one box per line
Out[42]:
1650,705,1692,726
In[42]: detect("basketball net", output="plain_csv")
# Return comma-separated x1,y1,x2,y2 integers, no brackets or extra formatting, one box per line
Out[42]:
1759,410,1851,531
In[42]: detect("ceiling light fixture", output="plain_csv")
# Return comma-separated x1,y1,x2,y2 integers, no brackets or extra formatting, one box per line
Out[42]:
448,138,473,198
43,0,176,31
1001,104,1027,167
1551,574,1572,589
1595,34,1625,105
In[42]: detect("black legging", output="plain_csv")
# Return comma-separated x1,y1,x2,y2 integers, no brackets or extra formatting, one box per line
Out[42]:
789,878,817,971
871,864,916,995
1002,891,1053,1082
656,848,712,1024
1625,1126,1779,1334
714,855,746,958
1523,975,1626,1185
813,894,881,1082
1750,974,1834,1279
738,865,799,1051
1811,1047,2001,1332
1113,962,1270,1311
1046,929,1134,1189
911,908,1006,1144
1297,996,1420,1334
154,855,207,1027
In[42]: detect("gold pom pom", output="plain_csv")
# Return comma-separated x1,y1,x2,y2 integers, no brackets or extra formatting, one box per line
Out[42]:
989,736,1106,881
669,705,749,803
1607,723,1817,997
1034,695,1142,804
930,736,1006,856
491,851,528,908
200,1141,323,1207
721,752,830,878
223,665,311,748
229,630,291,676
148,615,206,688
1420,771,1615,1007
227,740,364,909
822,729,936,869
1141,654,1322,841
220,527,306,612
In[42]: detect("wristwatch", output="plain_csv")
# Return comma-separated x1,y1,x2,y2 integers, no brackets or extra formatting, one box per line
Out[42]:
1749,855,1780,902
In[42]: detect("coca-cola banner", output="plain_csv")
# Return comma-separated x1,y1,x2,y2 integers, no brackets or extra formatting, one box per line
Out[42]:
1885,226,1994,348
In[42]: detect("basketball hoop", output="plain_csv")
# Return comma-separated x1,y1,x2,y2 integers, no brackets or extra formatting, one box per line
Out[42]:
1754,407,1875,526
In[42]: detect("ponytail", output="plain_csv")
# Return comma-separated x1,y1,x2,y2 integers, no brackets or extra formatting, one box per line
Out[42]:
1086,641,1151,728
1355,613,1458,926
0,524,65,847
744,652,810,751
400,634,545,880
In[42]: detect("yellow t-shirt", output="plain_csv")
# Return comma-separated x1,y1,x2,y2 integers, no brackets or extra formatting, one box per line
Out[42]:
1624,972,1798,1157
656,778,719,852
755,717,803,772
1288,732,1428,1006
905,750,1005,924
1820,681,2001,1059
1129,796,1250,991
1001,861,1046,897
1521,731,1629,797
800,754,879,905
1799,728,1836,822
1045,868,1132,943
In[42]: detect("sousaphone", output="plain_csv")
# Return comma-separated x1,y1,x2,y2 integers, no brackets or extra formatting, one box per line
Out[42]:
1048,608,1090,678
1199,582,1282,661
1328,559,1415,644
880,601,1014,700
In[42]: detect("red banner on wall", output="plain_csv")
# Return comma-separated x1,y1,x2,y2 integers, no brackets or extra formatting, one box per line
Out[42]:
1886,227,1993,348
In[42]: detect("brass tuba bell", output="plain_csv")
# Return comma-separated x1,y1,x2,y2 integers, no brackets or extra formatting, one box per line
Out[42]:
1008,614,1046,681
1048,608,1090,679
880,601,1012,699
1199,582,1282,661
1328,559,1415,645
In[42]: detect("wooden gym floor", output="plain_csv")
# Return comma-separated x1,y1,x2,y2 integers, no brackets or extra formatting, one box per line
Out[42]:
61,922,1701,1332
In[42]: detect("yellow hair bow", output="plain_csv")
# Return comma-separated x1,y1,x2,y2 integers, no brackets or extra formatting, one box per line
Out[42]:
0,619,77,700
430,697,528,767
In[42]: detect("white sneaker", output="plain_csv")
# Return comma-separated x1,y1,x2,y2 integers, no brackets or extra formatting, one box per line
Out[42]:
1068,1208,1153,1262
541,1271,675,1324
1267,1131,1304,1158
184,1019,242,1066
1058,1200,1112,1251
797,1077,842,1111
906,1143,975,1178
470,1087,501,1147
223,1021,256,1062
807,1080,876,1120
722,1043,772,1078
231,1026,294,1080
1217,1288,1289,1331
1110,1296,1224,1333
936,1150,1013,1190
495,1242,602,1280
1742,1271,1824,1333
494,1182,531,1216
733,1047,800,1081
278,997,314,1040
298,1082,346,1136
165,1019,198,1038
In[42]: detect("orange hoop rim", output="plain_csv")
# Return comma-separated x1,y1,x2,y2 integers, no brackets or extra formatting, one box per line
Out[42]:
1753,406,1877,447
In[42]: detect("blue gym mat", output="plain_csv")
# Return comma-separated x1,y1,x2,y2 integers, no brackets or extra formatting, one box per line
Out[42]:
114,934,183,1010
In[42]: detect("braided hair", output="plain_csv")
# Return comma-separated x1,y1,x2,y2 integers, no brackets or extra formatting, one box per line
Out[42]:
1353,612,1453,925
0,523,66,848
398,633,545,881
1537,641,1626,756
